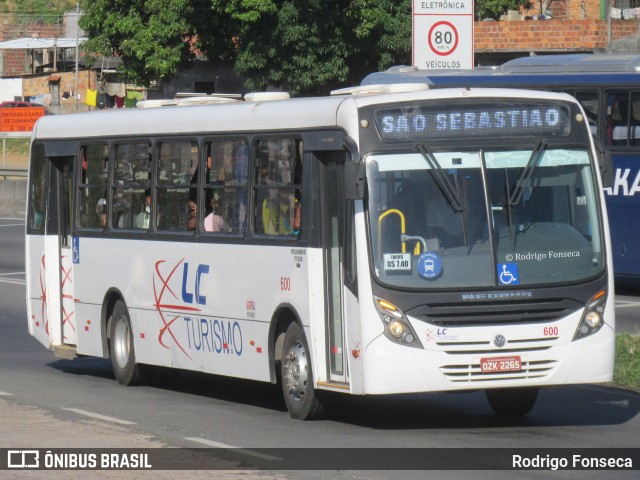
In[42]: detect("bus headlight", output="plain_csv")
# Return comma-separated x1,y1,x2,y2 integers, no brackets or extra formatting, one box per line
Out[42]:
584,311,601,328
573,289,607,341
389,321,405,337
374,296,424,349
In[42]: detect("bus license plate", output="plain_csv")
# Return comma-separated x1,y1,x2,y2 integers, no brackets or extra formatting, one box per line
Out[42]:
480,356,522,373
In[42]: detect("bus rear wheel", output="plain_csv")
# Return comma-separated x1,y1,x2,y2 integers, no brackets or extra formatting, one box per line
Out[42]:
485,387,539,416
281,322,324,420
109,300,144,386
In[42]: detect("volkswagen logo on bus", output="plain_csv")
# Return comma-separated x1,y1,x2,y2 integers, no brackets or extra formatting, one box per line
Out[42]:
493,334,507,348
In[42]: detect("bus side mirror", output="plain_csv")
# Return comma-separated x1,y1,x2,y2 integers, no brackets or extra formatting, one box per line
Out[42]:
594,138,614,188
345,161,365,200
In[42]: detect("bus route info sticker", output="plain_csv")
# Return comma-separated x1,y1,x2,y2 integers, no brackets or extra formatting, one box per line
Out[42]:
383,253,412,271
417,252,443,280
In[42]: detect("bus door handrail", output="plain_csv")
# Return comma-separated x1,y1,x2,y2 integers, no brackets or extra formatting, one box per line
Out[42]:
377,208,406,258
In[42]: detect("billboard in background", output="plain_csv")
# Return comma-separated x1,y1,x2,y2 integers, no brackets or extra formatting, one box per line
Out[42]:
0,107,45,132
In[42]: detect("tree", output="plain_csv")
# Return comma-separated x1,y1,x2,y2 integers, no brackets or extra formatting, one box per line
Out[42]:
476,0,534,20
79,0,224,88
223,0,412,95
79,0,556,93
79,0,412,95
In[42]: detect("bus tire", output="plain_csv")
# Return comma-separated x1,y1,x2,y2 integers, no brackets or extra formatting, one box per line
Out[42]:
485,387,539,416
281,322,324,420
109,300,144,386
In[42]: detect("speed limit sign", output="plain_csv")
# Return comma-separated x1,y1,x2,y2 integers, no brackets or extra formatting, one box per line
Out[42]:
428,21,459,56
412,1,474,69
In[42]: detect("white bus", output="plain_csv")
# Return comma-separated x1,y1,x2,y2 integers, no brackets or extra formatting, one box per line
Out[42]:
25,86,614,419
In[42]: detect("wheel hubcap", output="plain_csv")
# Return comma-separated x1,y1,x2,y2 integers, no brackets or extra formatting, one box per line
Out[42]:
284,340,308,402
113,316,130,369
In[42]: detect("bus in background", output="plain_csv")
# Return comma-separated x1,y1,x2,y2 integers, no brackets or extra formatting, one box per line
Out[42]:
362,53,640,280
26,85,614,420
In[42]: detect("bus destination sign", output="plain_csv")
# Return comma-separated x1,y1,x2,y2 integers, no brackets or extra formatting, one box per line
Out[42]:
374,104,571,141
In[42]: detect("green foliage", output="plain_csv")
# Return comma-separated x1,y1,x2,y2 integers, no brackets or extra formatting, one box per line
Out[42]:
614,333,640,392
1,0,544,92
476,0,534,20
6,0,548,93
228,0,411,95
0,0,76,23
79,0,201,87
3,138,30,157
77,0,411,95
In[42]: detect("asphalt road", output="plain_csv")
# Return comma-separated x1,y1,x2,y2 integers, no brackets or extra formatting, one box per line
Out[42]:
1,217,640,479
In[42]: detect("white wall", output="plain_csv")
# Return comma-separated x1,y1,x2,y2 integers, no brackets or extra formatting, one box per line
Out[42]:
0,78,23,102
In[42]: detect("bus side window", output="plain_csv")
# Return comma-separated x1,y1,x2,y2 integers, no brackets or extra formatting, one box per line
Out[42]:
606,92,628,146
78,144,108,229
112,142,151,229
202,139,248,235
28,142,47,233
254,138,302,237
156,141,198,232
630,91,640,146
574,91,599,137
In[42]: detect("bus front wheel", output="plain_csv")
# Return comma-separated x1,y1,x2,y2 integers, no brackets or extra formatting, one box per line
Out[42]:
485,387,539,416
109,300,144,386
280,322,324,420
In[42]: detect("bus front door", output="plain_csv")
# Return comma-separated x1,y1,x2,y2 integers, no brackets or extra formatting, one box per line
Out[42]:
43,156,77,354
319,156,349,385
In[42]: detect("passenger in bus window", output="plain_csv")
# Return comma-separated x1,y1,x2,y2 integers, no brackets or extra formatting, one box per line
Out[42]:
114,195,132,228
292,193,301,236
204,195,224,232
262,189,296,235
96,198,107,227
187,199,197,230
135,189,151,229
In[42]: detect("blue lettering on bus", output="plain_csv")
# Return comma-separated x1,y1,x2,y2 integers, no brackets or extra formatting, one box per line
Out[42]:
184,317,243,356
181,263,210,305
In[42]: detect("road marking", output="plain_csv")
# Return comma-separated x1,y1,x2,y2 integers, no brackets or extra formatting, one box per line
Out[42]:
0,278,25,285
62,408,137,425
615,300,640,309
0,391,14,396
183,437,281,461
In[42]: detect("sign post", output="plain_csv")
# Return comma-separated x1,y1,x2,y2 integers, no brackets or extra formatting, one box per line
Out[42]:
0,107,44,167
413,1,474,70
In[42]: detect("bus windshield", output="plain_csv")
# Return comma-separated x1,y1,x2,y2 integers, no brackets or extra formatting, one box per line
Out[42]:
366,147,604,288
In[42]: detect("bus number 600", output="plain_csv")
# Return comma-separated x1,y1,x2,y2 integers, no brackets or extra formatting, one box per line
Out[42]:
280,277,291,291
544,326,559,336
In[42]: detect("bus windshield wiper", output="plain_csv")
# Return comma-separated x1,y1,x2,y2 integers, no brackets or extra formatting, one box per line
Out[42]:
417,144,464,212
508,140,547,206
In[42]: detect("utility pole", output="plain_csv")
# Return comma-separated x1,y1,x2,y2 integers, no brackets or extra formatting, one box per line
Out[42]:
74,2,80,112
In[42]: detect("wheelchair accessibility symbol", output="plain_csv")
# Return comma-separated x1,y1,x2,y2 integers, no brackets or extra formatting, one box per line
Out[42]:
72,237,80,264
497,263,519,285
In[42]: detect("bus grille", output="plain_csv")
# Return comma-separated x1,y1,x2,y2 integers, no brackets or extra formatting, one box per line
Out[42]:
440,359,557,383
407,297,583,326
437,335,559,383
